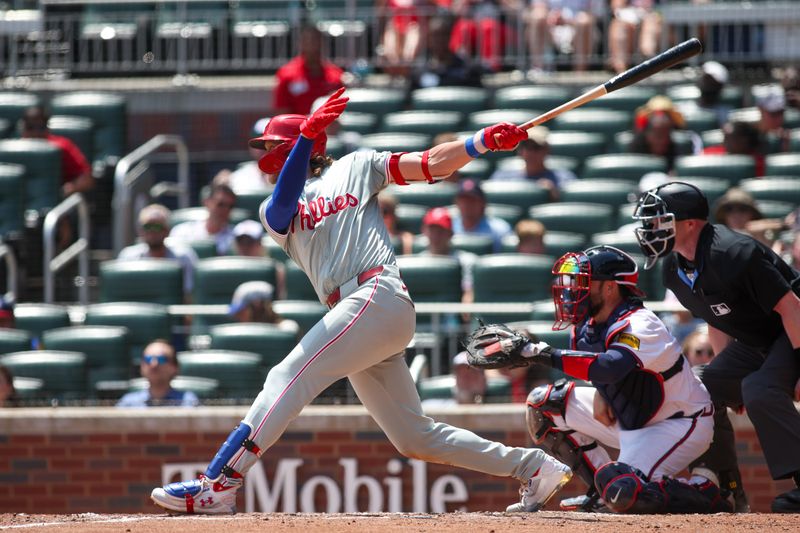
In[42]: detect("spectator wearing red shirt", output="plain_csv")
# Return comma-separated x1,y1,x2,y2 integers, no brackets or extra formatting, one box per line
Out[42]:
702,120,765,177
271,25,344,116
20,106,94,197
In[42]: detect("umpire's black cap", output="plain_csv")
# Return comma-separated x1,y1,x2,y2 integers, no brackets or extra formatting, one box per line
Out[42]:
640,181,709,221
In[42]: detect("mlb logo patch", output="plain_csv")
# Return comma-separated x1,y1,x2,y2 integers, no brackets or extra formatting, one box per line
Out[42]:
710,303,731,316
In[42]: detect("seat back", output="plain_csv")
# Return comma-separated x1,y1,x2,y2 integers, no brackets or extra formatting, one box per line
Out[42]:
209,322,297,369
284,261,318,301
84,302,171,363
560,179,635,208
739,177,800,204
547,131,607,160
50,92,127,161
480,181,550,210
128,375,219,399
0,92,41,124
337,111,378,135
48,115,94,164
177,350,265,399
396,255,462,303
582,154,668,181
0,163,25,236
473,254,554,323
386,182,458,209
493,85,572,111
451,233,494,256
272,300,327,335
583,85,656,111
0,328,32,355
675,154,755,184
410,86,488,113
343,88,406,116
0,351,87,398
467,109,538,131
194,257,277,304
0,139,61,211
382,110,464,136
100,259,183,305
359,133,432,153
528,203,614,238
550,109,631,146
42,326,130,390
765,153,800,176
13,303,71,339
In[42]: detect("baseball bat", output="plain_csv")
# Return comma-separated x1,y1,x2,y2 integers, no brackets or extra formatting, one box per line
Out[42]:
519,38,703,130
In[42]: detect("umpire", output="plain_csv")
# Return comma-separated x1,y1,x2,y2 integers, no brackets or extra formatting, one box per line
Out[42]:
632,181,800,513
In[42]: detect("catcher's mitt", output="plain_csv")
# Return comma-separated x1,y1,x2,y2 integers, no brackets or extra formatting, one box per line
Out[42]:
463,323,530,369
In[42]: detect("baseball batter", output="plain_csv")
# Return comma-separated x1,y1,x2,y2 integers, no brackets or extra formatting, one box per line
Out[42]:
151,89,571,514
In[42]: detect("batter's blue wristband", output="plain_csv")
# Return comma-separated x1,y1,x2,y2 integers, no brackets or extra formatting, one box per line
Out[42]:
464,136,480,158
465,129,489,158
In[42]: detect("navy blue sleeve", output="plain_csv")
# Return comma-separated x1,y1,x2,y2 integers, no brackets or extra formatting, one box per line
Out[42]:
551,347,640,384
264,135,314,233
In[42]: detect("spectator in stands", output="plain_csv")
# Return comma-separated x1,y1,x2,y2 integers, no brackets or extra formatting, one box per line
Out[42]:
420,207,477,305
686,61,732,126
378,0,429,77
452,178,512,252
514,218,546,255
421,351,488,408
271,25,344,116
229,118,273,194
170,183,237,255
713,187,763,235
0,364,18,407
489,126,576,201
781,66,800,110
378,191,414,255
0,294,14,329
117,340,200,407
118,204,198,297
229,281,299,334
450,0,516,72
756,87,790,152
233,220,266,257
607,0,662,74
526,0,596,72
703,120,765,176
683,326,715,368
409,14,484,90
630,96,700,171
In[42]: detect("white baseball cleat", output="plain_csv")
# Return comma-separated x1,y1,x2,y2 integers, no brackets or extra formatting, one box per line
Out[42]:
151,475,240,514
506,456,573,512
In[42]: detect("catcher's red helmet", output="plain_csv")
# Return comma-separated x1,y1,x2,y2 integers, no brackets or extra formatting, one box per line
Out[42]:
248,114,328,174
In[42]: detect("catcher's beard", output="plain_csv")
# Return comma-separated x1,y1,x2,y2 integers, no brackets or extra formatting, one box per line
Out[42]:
587,290,604,321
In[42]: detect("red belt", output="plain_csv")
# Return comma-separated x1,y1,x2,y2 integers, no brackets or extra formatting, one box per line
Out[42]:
326,266,385,308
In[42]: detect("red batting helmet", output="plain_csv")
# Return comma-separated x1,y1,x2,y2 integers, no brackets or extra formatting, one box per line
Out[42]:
248,114,328,174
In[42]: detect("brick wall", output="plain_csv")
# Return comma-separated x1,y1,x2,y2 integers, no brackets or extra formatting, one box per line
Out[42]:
0,406,793,514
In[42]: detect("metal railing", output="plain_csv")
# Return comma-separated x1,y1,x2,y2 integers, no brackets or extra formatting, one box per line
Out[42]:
112,134,189,255
43,192,90,304
0,243,19,300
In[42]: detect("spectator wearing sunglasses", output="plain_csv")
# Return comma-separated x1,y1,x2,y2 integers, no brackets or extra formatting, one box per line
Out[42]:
683,326,716,367
170,183,238,255
118,204,198,297
117,340,199,407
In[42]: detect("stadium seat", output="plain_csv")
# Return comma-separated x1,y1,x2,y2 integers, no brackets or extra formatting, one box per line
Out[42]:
493,85,571,110
508,320,571,348
418,374,510,402
675,154,755,184
613,130,696,156
410,86,488,113
543,232,587,257
42,325,130,392
727,107,799,129
176,350,266,399
382,110,464,136
80,3,153,52
284,261,318,301
667,84,744,108
170,206,250,227
494,155,580,176
740,177,800,205
480,181,550,211
473,254,554,323
583,85,657,111
529,203,615,238
550,109,631,146
359,133,432,153
84,302,171,363
790,129,800,152
341,88,406,116
589,231,641,255
13,376,44,400
47,115,94,163
186,239,217,259
582,154,668,181
679,107,719,133
0,92,40,124
0,163,25,237
485,203,523,226
547,131,607,160
560,179,635,208
756,200,796,220
233,190,269,220
264,237,289,264
272,300,327,335
13,303,71,339
396,255,462,303
386,182,458,209
50,92,127,162
100,259,183,305
153,1,229,62
676,177,732,205
337,111,379,135
0,351,87,399
530,298,556,321
700,128,723,148
467,109,537,131
129,375,219,399
765,153,800,176
0,139,62,211
630,252,665,300
326,137,347,160
451,234,495,256
395,203,428,234
231,0,292,41
0,118,10,139
209,322,297,368
0,328,32,355
616,202,638,228
458,158,493,180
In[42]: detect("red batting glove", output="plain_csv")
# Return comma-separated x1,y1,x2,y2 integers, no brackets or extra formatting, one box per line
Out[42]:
483,122,529,151
300,87,349,139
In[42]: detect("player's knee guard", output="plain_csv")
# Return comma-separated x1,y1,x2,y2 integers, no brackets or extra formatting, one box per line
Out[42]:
594,462,666,514
205,421,259,482
526,379,597,488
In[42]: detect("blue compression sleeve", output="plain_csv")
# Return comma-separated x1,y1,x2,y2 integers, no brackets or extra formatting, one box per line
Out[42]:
264,135,314,233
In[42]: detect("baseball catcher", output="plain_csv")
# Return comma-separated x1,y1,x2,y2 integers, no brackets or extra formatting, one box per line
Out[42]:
465,245,732,514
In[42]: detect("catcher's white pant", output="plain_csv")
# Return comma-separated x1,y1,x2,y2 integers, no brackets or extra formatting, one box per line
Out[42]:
228,267,549,482
556,386,714,481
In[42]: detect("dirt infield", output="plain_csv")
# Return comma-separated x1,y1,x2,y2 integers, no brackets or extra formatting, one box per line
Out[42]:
1,512,798,532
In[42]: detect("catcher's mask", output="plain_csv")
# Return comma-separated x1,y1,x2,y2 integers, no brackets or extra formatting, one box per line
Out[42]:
551,246,646,330
248,114,327,175
632,182,708,270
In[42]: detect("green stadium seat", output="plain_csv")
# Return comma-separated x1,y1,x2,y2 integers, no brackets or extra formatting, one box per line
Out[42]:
0,139,61,211
272,300,327,335
232,190,269,220
0,92,40,124
473,254,554,323
13,303,71,339
675,154,755,183
756,200,796,220
395,203,428,234
613,130,696,155
508,320,571,347
629,252,665,300
360,133,432,154
560,179,635,208
451,233,494,256
386,182,458,209
483,203,522,226
284,261,318,301
170,206,250,227
726,106,799,129
589,231,641,255
263,237,290,264
342,88,406,115
550,109,631,146
42,325,130,391
13,376,44,400
186,239,217,259
458,158,493,180
382,110,463,136
177,350,266,399
467,109,537,131
481,181,550,211
582,154,668,181
542,231,587,257
231,0,292,40
680,107,719,133
129,375,218,399
765,153,800,176
50,92,127,161
100,259,183,305
740,177,800,204
617,202,638,228
493,85,572,111
530,298,556,321
0,328,32,355
209,322,297,368
790,129,800,152
47,115,94,163
583,85,657,111
84,301,172,363
0,118,11,139
0,351,87,399
325,137,347,160
529,203,615,238
194,257,277,304
700,128,723,147
547,131,607,160
667,84,744,108
493,155,580,176
0,163,25,236
410,86,488,113
396,255,462,303
154,2,229,49
80,2,153,43
337,111,379,135
418,374,510,402
675,177,732,205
